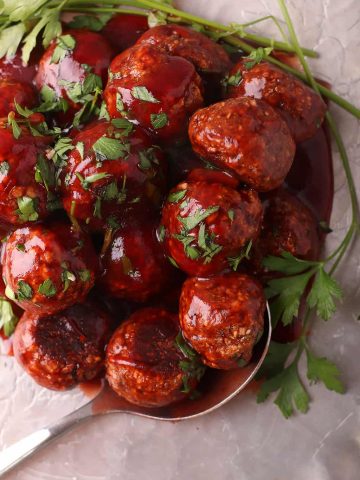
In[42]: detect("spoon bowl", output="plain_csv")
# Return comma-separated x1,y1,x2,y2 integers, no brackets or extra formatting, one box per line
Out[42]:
0,304,271,476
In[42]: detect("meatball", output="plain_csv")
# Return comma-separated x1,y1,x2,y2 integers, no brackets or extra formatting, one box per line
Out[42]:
102,13,149,51
251,188,320,273
179,273,265,369
2,222,97,315
0,125,55,225
13,302,112,390
189,97,295,192
0,80,37,117
160,181,262,276
226,59,327,143
35,30,113,125
106,307,205,407
136,25,232,75
99,217,176,302
60,120,167,231
104,44,204,141
0,51,37,84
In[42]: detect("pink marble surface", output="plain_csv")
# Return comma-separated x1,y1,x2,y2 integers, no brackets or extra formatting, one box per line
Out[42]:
0,1,359,478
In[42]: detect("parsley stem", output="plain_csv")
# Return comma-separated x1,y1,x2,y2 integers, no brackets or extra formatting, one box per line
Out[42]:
278,0,359,274
64,6,145,15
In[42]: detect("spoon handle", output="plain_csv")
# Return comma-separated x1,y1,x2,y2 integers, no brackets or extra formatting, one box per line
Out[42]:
0,401,94,477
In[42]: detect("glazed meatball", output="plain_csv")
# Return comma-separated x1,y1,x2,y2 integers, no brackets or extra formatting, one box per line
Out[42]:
0,51,37,84
189,97,295,192
136,25,232,75
102,13,149,51
35,30,113,125
251,188,320,273
104,44,204,141
2,222,97,315
0,124,55,225
226,60,327,143
106,307,205,407
160,181,262,276
13,302,112,390
179,273,265,369
60,120,167,231
0,80,37,117
99,217,176,302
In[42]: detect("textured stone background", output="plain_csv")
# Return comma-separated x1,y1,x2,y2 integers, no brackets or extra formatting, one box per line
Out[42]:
1,1,359,478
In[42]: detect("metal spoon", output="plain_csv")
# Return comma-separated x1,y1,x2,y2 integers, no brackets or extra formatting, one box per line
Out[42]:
0,304,271,477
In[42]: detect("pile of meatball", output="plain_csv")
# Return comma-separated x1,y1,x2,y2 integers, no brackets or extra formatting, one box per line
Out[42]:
0,15,326,408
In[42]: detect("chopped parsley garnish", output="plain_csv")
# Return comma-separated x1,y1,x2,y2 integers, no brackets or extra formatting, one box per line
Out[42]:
76,172,111,190
157,225,165,242
167,189,187,203
131,86,160,103
175,332,206,393
228,240,253,271
16,243,25,252
7,112,21,139
93,197,102,219
35,154,56,191
116,92,125,113
16,196,39,222
0,161,10,175
0,297,19,337
138,147,159,172
51,34,76,64
150,112,168,129
68,14,111,31
244,47,273,70
167,256,179,268
38,279,57,297
78,270,91,282
227,209,235,222
98,101,110,120
61,266,76,292
92,136,129,161
17,280,33,301
226,71,242,87
178,206,219,231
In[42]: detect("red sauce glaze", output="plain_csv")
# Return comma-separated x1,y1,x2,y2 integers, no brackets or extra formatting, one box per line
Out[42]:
136,24,232,75
161,181,263,276
2,222,98,315
180,273,266,369
35,29,113,125
102,14,149,52
104,44,204,142
60,120,167,231
226,59,327,143
189,97,296,191
0,80,37,118
0,125,54,226
13,301,112,390
0,51,38,84
106,307,201,407
99,216,177,302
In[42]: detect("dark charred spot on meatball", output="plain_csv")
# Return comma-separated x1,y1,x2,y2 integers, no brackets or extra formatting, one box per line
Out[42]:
179,273,266,369
226,60,327,143
160,180,262,276
104,44,204,141
60,119,167,231
102,13,149,51
136,24,232,75
106,307,205,407
189,97,296,192
2,222,98,315
13,302,112,390
35,29,113,126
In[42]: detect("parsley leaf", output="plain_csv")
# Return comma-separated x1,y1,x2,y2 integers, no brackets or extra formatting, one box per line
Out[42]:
175,332,206,393
244,47,273,69
38,279,57,297
257,362,310,418
0,161,10,175
178,206,219,231
263,251,318,275
51,34,76,64
306,348,345,393
0,297,19,337
68,14,111,31
17,280,33,301
150,112,168,129
131,86,160,103
256,341,295,379
35,154,55,191
93,136,129,160
168,189,187,203
0,23,26,60
76,172,111,190
111,118,134,135
79,270,91,282
226,71,242,87
7,113,21,139
307,268,343,321
16,196,39,222
228,240,252,271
